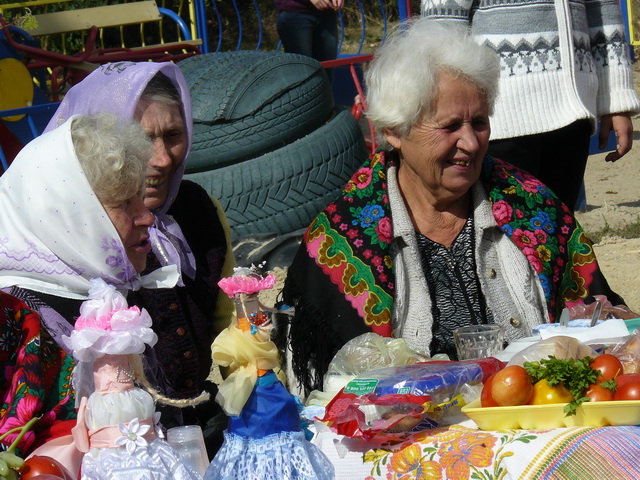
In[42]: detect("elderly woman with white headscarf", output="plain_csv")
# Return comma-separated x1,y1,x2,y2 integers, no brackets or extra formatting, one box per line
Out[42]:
44,62,236,451
280,19,627,395
0,113,176,456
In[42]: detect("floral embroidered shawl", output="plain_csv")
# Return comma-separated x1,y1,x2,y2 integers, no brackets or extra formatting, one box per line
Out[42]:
0,292,76,455
281,150,619,392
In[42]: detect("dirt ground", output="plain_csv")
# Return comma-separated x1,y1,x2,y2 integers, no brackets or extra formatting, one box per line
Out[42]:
574,62,640,312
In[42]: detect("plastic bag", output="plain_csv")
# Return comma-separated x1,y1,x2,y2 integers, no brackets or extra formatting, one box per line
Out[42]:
607,329,640,373
321,357,504,439
306,333,429,406
568,295,638,321
507,336,597,367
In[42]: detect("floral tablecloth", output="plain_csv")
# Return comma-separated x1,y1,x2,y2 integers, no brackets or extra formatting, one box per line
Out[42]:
312,423,640,479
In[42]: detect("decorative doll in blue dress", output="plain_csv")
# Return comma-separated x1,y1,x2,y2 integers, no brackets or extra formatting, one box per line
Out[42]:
204,266,334,480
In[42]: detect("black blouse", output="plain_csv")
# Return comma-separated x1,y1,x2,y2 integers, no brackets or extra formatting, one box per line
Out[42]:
416,216,494,359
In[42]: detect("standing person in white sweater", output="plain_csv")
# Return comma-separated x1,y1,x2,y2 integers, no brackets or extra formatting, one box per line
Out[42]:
421,0,640,211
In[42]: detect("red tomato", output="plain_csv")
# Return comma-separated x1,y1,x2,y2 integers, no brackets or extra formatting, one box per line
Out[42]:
615,373,640,388
481,373,499,407
585,383,614,402
590,354,623,382
613,381,640,401
491,365,534,406
18,455,71,480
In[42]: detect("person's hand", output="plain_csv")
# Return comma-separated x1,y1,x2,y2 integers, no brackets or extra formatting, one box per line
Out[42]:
310,0,333,10
599,112,634,162
331,0,344,10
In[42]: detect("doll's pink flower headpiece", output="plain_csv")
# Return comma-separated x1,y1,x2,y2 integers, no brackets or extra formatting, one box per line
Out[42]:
218,265,276,297
63,278,157,363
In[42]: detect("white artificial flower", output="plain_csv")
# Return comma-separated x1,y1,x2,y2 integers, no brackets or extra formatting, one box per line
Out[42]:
114,418,150,454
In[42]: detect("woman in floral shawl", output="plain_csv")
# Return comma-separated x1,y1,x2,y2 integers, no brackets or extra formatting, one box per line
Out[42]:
280,19,626,394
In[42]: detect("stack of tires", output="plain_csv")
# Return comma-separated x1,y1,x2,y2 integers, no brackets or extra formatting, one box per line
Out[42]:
179,52,368,247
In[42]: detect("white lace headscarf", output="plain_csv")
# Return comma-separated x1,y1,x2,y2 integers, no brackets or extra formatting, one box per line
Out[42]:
0,116,178,299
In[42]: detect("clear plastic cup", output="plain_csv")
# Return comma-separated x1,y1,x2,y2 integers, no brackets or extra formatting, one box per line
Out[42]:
166,425,210,476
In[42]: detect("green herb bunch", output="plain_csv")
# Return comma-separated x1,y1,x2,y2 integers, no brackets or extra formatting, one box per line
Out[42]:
524,356,600,416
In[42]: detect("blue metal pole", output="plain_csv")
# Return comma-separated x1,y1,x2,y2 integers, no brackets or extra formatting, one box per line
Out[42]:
398,0,410,22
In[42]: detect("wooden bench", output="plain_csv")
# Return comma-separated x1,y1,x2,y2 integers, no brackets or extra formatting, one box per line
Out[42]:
26,1,200,51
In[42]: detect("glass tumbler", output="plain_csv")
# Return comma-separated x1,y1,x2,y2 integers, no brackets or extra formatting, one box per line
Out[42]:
453,324,505,360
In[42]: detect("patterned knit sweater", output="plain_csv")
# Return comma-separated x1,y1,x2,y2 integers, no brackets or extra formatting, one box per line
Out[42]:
421,0,640,139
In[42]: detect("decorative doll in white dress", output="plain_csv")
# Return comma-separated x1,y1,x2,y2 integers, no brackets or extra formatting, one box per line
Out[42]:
63,278,206,479
204,266,334,480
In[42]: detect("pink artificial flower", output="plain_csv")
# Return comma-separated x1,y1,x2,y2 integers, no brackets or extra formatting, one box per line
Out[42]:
110,306,152,331
218,273,277,296
74,306,151,332
74,313,112,331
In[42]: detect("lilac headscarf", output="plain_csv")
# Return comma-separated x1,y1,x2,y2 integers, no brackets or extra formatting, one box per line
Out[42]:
45,62,196,282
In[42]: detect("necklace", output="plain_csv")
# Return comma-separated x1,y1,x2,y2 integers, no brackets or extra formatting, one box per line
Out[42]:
116,363,136,383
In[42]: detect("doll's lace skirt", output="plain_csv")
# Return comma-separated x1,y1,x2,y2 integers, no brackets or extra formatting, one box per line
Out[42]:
81,438,202,480
204,430,334,480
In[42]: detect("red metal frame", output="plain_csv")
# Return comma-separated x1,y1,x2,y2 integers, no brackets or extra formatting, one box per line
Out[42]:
1,17,99,66
321,54,378,154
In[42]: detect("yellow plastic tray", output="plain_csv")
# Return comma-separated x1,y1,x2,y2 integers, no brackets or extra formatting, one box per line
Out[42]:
462,398,640,430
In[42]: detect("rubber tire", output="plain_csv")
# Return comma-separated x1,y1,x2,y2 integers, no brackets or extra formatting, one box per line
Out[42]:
178,51,268,86
185,109,367,237
180,51,334,173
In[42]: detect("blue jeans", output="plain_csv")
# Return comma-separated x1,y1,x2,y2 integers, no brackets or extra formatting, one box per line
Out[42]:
276,10,338,63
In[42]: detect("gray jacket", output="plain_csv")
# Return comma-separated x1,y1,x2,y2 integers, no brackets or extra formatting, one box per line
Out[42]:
387,165,548,355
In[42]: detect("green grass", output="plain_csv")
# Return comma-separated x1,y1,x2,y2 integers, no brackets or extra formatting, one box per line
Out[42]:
587,217,640,244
